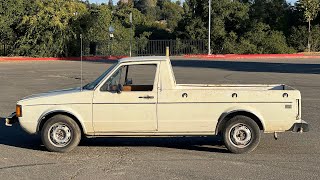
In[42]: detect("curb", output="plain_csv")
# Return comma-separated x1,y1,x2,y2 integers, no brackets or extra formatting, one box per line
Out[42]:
183,54,320,59
1,54,320,62
0,56,127,61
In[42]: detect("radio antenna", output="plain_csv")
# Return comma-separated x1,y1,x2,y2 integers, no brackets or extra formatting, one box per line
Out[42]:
80,34,83,91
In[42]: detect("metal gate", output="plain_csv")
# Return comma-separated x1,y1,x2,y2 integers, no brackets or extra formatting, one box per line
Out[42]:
84,39,207,56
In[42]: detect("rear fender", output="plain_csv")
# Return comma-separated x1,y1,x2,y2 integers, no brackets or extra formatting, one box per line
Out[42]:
215,106,265,135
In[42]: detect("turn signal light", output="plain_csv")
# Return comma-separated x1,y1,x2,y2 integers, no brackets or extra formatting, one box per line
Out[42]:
16,105,22,117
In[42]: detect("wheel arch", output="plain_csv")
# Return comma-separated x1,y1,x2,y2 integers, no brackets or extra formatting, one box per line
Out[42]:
215,110,265,135
37,110,86,135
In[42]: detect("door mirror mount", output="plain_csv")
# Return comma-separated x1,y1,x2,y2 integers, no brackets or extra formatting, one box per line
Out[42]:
125,78,133,85
117,84,123,94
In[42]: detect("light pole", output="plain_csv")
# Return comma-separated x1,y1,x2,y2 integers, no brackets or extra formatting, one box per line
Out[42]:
79,34,84,91
109,25,114,56
73,11,83,90
208,0,211,55
129,12,133,57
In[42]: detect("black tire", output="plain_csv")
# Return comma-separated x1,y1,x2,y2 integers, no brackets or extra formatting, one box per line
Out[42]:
223,115,261,154
41,115,81,153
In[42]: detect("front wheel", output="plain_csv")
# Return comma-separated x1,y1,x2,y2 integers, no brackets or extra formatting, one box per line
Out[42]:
41,115,81,153
223,115,261,154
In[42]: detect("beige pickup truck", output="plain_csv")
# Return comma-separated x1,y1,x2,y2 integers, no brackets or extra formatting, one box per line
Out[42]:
6,56,308,153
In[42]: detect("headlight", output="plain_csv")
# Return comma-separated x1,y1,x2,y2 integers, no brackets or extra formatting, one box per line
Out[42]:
16,105,22,117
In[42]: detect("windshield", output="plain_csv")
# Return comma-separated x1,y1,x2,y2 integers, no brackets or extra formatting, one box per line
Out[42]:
83,63,117,90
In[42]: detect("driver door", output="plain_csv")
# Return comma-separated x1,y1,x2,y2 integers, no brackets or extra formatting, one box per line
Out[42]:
92,62,159,133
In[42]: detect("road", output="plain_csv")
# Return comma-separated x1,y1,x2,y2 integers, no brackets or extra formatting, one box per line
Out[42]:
0,58,319,179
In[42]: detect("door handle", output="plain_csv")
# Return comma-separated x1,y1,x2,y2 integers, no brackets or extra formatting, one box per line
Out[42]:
139,95,154,99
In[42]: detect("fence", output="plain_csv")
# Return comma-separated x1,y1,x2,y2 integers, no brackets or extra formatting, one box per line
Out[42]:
0,40,207,57
83,39,207,56
0,43,9,56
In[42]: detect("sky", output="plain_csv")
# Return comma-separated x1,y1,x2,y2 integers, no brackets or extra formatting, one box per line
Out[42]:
89,0,298,5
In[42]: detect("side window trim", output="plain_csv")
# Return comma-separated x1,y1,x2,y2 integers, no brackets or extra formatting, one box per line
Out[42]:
99,62,159,93
124,65,129,84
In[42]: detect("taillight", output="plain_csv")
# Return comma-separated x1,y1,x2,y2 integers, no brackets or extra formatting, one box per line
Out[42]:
296,99,300,120
16,105,22,117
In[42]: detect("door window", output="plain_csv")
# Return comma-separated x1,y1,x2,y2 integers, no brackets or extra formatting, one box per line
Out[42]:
101,64,157,92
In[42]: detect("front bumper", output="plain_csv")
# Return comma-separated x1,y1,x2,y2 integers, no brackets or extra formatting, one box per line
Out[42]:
5,112,18,126
290,120,309,132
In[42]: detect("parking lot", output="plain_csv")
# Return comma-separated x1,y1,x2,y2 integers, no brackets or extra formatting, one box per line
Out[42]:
0,58,320,179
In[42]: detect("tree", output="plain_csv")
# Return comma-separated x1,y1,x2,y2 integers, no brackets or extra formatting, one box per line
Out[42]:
161,1,183,31
298,0,320,52
13,0,87,57
242,23,295,54
0,0,26,55
1,0,318,56
288,26,308,52
108,0,113,7
289,25,320,52
248,0,291,33
134,0,157,12
178,0,249,53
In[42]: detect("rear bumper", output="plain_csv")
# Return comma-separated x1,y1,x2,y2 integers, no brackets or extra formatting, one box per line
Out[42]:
289,120,309,132
5,112,18,126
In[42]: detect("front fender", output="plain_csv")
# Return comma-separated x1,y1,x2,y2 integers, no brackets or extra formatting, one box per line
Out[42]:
36,105,88,134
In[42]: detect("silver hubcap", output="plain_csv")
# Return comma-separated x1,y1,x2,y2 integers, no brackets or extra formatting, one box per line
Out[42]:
229,123,252,148
48,123,72,147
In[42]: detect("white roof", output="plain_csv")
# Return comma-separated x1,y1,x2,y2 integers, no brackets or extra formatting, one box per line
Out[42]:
119,56,169,63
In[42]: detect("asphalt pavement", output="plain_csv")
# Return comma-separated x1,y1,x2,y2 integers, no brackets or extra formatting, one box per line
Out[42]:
0,58,319,179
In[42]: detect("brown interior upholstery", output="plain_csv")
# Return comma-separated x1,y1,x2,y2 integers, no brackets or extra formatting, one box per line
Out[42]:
123,85,132,91
123,85,153,91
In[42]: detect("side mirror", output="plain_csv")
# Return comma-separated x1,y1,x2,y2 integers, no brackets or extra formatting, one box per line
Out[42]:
116,84,123,94
125,78,133,85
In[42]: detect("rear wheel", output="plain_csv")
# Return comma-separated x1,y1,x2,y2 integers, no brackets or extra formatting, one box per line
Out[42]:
41,115,81,152
223,115,261,154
